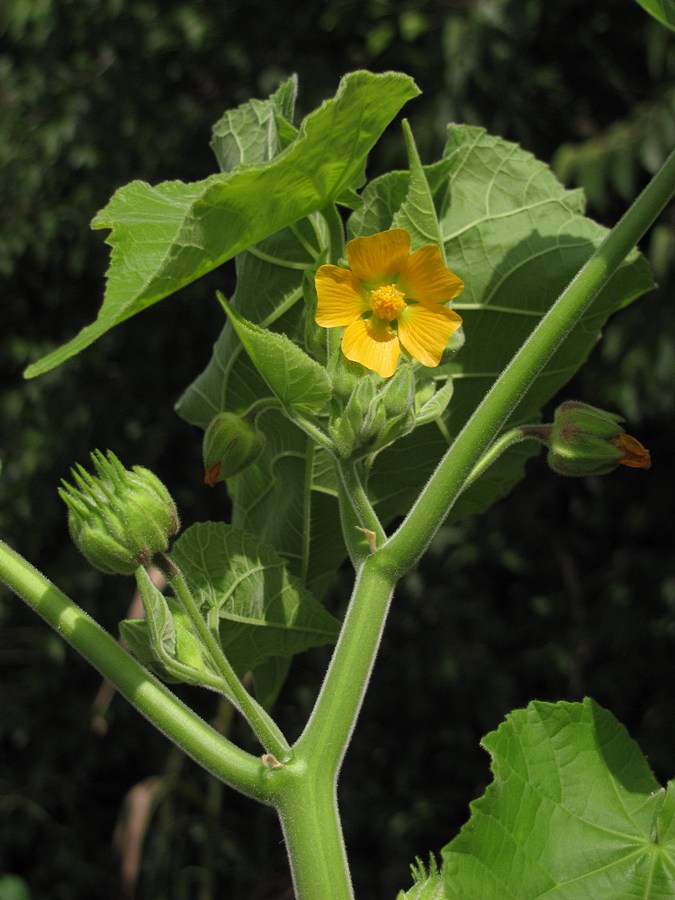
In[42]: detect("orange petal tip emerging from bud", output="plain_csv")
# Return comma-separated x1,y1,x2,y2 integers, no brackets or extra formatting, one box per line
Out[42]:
614,433,651,470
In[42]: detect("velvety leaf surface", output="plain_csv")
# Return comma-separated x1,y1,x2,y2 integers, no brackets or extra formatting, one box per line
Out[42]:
176,219,342,597
442,699,675,899
218,293,332,414
25,71,419,377
170,522,340,676
356,125,654,526
210,75,297,173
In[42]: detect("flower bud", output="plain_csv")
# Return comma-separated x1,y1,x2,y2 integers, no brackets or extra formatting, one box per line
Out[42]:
59,451,180,575
545,401,651,476
202,412,265,485
379,366,415,417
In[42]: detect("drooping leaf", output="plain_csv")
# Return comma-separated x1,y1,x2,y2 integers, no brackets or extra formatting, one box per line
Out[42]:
170,522,340,677
442,698,675,899
217,292,332,414
25,71,419,377
353,125,654,526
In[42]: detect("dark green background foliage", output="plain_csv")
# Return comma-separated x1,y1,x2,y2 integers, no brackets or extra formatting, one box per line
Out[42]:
1,1,674,897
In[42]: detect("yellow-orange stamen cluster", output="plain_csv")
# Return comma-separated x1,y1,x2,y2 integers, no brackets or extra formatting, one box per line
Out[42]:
370,284,406,321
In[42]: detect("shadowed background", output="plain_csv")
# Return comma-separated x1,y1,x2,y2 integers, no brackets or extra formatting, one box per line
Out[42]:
2,1,674,896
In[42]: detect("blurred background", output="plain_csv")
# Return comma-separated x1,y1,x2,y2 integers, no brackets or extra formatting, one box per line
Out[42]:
1,0,674,897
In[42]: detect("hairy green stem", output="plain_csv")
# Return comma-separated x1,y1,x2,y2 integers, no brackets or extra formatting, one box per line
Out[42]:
335,459,387,566
381,147,675,578
279,556,394,896
295,556,395,780
0,540,270,802
462,426,545,491
275,763,354,900
157,555,291,761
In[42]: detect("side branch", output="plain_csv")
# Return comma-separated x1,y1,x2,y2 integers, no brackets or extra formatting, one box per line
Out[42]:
0,539,270,803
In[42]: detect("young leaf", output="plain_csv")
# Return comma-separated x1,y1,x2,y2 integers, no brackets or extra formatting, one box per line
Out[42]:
442,698,675,898
136,565,176,661
170,522,340,676
132,568,223,688
393,120,446,254
217,292,332,414
397,856,445,899
25,70,419,378
119,618,182,684
210,75,298,173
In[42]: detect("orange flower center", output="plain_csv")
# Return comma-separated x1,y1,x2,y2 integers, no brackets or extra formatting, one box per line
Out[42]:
369,284,406,321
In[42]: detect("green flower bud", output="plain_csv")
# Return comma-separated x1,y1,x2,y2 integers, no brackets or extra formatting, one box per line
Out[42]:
545,401,651,476
327,352,367,403
59,451,180,575
202,412,265,485
379,366,415,417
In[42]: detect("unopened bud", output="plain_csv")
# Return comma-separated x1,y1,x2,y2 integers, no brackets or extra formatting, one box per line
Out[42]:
545,401,651,477
59,451,179,575
202,412,265,485
380,367,415,417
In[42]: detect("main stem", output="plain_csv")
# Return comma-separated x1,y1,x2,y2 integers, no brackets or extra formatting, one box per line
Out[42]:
275,557,394,897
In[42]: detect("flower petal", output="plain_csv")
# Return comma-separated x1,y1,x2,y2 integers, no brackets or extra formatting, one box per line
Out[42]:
346,229,411,285
342,318,400,378
315,265,365,326
397,304,462,368
400,244,464,305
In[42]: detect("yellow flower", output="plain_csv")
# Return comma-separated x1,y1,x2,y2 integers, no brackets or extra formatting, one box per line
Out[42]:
315,229,464,378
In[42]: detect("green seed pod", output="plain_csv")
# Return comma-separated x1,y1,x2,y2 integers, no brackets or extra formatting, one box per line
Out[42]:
546,401,651,476
202,412,265,485
59,451,180,575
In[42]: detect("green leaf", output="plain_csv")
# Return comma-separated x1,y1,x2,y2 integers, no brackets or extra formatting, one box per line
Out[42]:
210,75,298,172
175,220,343,598
251,655,292,710
136,565,176,660
634,0,675,31
442,698,675,899
393,119,447,254
25,70,419,377
131,568,222,688
217,292,332,414
170,522,340,676
353,125,654,526
443,699,675,900
119,618,181,683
